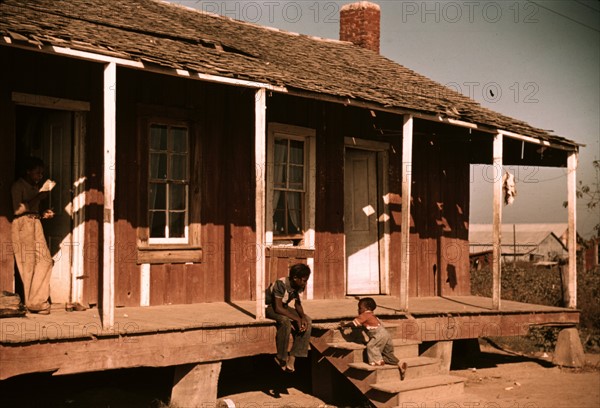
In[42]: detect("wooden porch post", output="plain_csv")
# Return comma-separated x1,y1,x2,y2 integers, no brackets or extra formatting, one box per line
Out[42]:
400,115,413,311
102,62,116,328
566,152,578,308
492,133,503,310
255,88,267,319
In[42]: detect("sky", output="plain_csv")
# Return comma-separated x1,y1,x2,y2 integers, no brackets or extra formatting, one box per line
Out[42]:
168,0,600,238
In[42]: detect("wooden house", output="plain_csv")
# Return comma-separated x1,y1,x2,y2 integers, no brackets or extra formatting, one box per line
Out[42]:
0,1,582,405
469,223,571,264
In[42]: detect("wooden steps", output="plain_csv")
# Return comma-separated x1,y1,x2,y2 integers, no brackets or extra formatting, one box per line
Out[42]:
369,375,465,405
311,325,465,407
347,356,440,382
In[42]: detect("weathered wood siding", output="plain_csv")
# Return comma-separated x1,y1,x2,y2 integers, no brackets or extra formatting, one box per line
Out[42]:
410,122,471,296
115,69,256,306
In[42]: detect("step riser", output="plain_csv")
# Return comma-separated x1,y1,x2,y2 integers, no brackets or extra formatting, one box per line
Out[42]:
394,344,419,358
352,349,365,362
375,361,441,382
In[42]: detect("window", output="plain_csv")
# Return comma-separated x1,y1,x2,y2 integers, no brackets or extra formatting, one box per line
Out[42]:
267,123,315,247
148,123,189,244
273,138,305,237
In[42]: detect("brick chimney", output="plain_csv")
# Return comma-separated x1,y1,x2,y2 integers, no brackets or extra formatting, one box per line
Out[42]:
339,1,381,53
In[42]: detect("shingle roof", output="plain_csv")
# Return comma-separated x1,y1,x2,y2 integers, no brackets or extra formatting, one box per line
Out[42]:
0,0,577,147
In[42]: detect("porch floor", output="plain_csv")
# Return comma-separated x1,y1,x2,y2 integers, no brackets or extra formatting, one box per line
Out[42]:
0,296,579,344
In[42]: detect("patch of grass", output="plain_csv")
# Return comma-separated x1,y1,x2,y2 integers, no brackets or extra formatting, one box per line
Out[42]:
471,264,600,353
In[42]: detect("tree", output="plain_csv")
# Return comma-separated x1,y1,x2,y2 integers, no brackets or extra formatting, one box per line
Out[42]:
565,160,600,236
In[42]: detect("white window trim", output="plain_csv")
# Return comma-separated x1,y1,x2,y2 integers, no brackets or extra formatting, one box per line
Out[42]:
266,123,316,249
147,123,190,245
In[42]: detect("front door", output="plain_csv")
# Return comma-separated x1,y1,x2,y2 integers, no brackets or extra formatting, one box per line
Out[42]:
344,148,380,294
16,107,74,303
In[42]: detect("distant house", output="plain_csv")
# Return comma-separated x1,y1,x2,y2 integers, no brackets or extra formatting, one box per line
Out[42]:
469,223,570,266
583,236,600,271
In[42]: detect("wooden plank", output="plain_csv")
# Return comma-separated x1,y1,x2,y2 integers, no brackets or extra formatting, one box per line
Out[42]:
184,264,204,304
400,115,413,310
71,112,87,305
255,88,267,317
0,80,16,292
266,247,315,258
0,325,277,380
492,133,503,310
136,248,202,264
11,91,90,111
165,264,186,305
427,136,441,297
140,264,150,306
102,61,117,328
566,152,578,308
150,264,166,305
171,362,222,407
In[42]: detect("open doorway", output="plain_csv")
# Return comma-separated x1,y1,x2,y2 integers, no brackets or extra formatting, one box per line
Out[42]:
15,106,74,304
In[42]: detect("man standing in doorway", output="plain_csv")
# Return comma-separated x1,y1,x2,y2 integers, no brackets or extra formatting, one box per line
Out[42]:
11,156,55,314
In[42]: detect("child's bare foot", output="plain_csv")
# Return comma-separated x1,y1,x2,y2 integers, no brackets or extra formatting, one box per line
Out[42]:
369,360,385,366
399,362,408,380
286,355,296,372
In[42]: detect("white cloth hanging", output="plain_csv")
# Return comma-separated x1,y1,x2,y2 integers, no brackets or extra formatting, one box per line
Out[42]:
502,171,517,205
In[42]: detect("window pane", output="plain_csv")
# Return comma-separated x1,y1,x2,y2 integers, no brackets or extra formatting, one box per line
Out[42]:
150,125,168,151
150,211,166,237
289,140,304,164
172,127,188,153
288,210,302,235
150,153,167,180
273,193,286,235
287,191,302,235
171,154,187,181
273,164,286,188
169,184,186,210
169,212,185,238
149,183,166,210
274,139,288,164
288,164,304,189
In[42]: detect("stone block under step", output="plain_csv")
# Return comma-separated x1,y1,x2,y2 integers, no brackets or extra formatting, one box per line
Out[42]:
347,356,440,382
369,374,465,405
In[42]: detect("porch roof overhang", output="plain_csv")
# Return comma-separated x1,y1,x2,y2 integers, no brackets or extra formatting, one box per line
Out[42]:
1,38,581,159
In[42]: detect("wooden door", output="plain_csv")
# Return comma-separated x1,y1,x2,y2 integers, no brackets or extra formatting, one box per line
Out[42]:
344,149,380,294
41,111,73,304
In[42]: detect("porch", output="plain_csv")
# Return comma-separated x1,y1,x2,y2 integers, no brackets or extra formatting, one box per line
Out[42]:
0,296,579,380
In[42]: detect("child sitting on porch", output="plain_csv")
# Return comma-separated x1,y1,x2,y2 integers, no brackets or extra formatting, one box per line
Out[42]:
340,297,408,379
265,263,312,373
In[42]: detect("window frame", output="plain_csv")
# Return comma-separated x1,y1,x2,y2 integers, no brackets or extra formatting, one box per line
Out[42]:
266,123,316,248
147,122,190,245
136,106,202,264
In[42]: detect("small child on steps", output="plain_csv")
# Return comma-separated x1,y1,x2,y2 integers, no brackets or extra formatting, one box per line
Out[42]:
340,297,408,380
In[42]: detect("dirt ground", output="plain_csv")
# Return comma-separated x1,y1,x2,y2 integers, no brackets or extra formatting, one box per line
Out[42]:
219,345,600,408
